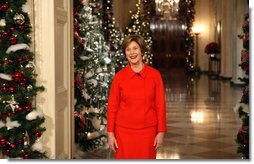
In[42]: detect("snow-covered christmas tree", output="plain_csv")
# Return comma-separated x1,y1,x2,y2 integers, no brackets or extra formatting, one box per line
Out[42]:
74,0,114,152
0,0,46,159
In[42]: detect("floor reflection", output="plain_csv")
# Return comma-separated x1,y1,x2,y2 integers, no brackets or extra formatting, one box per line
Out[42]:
74,68,243,159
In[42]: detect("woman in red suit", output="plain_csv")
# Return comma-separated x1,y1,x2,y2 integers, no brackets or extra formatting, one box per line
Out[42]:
107,34,167,159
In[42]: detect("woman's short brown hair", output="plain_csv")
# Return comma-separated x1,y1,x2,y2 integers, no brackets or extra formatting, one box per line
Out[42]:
122,34,146,56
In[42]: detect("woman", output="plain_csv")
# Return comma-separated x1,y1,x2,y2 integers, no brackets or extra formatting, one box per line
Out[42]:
107,34,167,159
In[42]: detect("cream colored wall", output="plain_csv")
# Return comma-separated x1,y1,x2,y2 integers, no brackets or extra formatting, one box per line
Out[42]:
195,0,248,77
194,0,215,71
34,0,73,159
220,0,248,78
231,0,248,83
34,0,56,158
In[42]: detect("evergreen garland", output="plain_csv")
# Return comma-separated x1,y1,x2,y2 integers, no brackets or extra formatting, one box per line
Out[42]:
178,0,196,72
235,13,249,159
0,0,47,159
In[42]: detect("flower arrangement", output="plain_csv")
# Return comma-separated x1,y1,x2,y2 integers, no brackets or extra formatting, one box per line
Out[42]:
204,42,220,54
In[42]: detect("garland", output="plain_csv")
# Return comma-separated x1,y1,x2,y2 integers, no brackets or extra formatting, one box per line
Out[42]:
0,0,46,159
235,13,249,159
179,0,196,72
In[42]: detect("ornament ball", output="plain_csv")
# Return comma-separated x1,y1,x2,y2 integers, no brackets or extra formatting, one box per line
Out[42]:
12,72,23,83
35,131,42,138
13,14,25,25
5,149,10,156
23,152,30,159
0,137,7,147
0,2,9,12
9,35,17,44
10,143,16,149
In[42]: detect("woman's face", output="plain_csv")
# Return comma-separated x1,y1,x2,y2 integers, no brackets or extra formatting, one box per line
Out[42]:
125,41,143,65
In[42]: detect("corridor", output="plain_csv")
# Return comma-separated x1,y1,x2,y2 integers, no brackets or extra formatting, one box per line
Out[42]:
74,68,243,159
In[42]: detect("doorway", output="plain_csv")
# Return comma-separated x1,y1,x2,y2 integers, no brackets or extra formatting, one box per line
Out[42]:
151,17,186,71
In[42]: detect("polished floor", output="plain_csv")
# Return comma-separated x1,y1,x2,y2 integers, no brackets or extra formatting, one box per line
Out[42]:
74,68,244,159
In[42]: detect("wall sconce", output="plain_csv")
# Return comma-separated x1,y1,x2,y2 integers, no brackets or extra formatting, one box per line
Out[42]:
192,25,202,35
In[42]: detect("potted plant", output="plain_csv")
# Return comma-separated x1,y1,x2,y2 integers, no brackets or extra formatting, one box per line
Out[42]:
204,42,220,60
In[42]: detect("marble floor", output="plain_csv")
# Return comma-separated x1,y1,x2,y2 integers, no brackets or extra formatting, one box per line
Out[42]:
74,68,245,160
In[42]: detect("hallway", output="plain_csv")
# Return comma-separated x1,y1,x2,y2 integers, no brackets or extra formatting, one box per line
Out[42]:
74,68,243,159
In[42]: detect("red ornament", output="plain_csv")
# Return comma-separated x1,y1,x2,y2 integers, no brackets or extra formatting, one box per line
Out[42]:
3,31,8,37
23,152,30,159
19,25,25,29
17,58,23,63
0,137,7,147
8,59,14,64
11,72,23,83
25,105,31,112
10,27,15,31
35,131,42,138
20,77,28,86
0,2,9,12
25,54,31,60
10,143,16,149
17,106,23,112
9,35,17,44
22,77,28,84
1,86,6,92
8,87,15,93
20,82,25,86
5,149,10,156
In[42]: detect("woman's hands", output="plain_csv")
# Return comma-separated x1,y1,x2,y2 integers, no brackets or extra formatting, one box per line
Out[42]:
154,132,165,150
108,132,118,152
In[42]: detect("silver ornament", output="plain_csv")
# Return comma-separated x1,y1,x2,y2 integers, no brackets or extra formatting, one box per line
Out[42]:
25,62,35,72
27,85,33,91
13,13,25,25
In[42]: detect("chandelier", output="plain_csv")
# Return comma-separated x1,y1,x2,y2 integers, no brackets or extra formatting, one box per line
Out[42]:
155,0,180,20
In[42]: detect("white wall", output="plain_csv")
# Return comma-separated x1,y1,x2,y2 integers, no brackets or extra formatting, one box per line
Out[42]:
194,0,215,71
195,0,249,78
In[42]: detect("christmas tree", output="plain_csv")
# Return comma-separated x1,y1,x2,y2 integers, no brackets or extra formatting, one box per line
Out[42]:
125,0,153,65
102,0,126,73
0,0,46,159
235,13,249,159
74,0,114,152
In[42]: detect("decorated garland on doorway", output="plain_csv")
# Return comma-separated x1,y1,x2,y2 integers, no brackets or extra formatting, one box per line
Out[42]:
234,13,249,159
0,0,46,159
178,0,196,72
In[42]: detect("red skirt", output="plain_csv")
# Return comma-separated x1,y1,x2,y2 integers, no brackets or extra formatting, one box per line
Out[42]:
114,125,157,159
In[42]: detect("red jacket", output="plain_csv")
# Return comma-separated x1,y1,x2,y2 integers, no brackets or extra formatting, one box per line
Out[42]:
107,63,167,132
